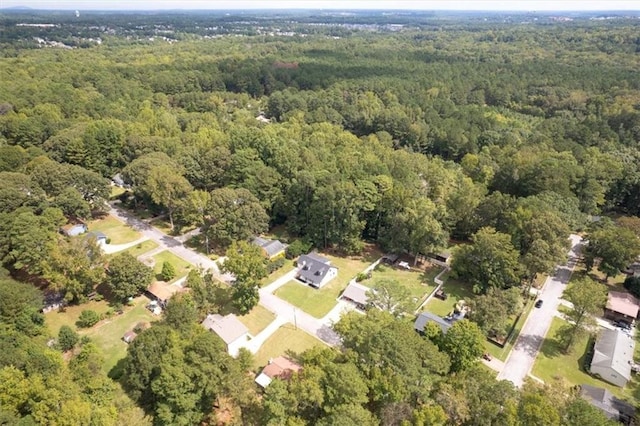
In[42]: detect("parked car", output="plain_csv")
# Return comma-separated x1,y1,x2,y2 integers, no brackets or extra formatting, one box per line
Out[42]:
614,320,632,330
535,300,543,308
482,353,493,361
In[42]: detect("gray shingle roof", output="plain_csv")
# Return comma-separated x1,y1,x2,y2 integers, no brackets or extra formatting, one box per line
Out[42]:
252,237,288,258
297,253,332,286
201,314,249,345
341,282,370,306
591,329,634,382
580,384,636,419
414,312,452,333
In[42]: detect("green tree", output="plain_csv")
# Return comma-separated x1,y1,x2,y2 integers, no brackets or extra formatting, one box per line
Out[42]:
561,276,607,352
221,240,267,284
53,187,91,219
205,187,268,248
439,319,485,372
161,261,176,282
623,276,640,299
57,325,79,352
106,252,154,301
163,294,198,333
470,287,522,338
146,164,193,231
452,227,523,294
77,310,100,328
231,281,260,314
584,226,640,281
367,278,412,316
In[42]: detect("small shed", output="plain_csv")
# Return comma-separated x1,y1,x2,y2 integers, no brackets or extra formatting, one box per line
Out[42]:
61,222,88,237
123,331,137,344
86,231,108,244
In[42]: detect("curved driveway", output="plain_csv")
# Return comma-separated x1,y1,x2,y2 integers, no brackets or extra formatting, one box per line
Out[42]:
497,234,583,387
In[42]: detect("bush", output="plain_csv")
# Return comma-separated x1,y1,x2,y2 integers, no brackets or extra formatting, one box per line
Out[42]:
356,272,369,282
623,276,640,298
267,257,286,274
76,310,100,328
161,261,176,281
286,239,312,259
105,238,111,244
58,325,79,351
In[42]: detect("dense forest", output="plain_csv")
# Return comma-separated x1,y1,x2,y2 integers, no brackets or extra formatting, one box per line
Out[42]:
1,9,640,425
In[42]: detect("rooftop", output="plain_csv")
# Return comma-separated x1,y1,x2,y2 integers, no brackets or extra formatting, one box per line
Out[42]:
341,281,371,307
591,329,634,382
414,312,452,334
606,291,640,319
201,313,250,345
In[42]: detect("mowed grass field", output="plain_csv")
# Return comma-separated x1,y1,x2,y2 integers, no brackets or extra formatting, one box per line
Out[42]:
45,297,157,373
238,305,276,336
532,317,640,401
88,216,141,245
253,325,326,369
360,263,440,309
275,252,378,318
422,277,476,317
151,250,192,283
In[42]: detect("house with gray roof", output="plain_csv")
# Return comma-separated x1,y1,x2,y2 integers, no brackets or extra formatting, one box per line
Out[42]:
340,281,371,310
252,236,288,259
296,252,337,289
590,329,635,387
414,312,453,334
201,314,251,357
580,384,636,424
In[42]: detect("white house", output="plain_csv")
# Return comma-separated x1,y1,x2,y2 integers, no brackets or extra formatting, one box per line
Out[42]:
590,329,635,387
201,314,251,357
296,252,338,289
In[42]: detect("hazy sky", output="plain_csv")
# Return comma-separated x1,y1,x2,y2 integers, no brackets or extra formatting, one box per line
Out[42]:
1,0,639,11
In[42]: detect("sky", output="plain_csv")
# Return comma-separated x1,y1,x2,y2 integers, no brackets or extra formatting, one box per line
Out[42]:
0,1,639,11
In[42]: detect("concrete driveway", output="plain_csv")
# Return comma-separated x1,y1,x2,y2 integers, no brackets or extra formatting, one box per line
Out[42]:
497,234,583,387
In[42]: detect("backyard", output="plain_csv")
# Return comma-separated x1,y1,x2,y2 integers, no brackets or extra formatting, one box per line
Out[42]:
532,317,640,401
359,263,440,309
253,325,326,368
422,275,476,317
274,252,378,318
88,216,141,245
238,305,276,336
150,250,192,283
45,297,156,373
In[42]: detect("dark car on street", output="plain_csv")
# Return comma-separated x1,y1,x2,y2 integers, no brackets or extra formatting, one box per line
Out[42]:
535,300,543,308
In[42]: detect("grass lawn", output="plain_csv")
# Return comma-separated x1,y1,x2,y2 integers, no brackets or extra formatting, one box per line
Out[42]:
253,325,326,368
120,240,159,258
109,186,126,200
423,278,476,317
45,297,157,373
359,263,439,309
237,305,276,336
260,264,296,286
532,317,640,401
484,299,535,361
570,262,626,288
275,252,378,318
152,250,192,283
87,300,156,372
88,216,141,245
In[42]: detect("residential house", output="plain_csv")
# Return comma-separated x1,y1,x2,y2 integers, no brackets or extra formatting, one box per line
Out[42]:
590,329,635,387
61,222,88,237
414,312,453,334
340,281,371,310
296,252,338,289
580,384,636,424
252,236,288,259
604,291,640,325
145,282,182,308
255,356,302,388
201,314,251,357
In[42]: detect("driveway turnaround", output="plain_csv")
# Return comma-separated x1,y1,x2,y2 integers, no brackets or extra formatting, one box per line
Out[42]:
497,234,583,387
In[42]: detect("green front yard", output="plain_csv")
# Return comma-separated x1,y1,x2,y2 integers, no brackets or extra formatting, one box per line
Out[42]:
275,252,379,318
120,240,159,258
422,278,476,317
151,250,192,283
238,305,276,336
45,297,157,373
360,263,439,309
253,325,326,369
89,216,141,244
532,317,640,401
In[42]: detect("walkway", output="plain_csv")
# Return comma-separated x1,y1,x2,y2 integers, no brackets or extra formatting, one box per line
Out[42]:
100,236,149,255
497,234,583,387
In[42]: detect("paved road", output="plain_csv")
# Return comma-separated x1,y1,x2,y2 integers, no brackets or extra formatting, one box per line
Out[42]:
108,204,233,282
109,204,343,347
497,234,583,387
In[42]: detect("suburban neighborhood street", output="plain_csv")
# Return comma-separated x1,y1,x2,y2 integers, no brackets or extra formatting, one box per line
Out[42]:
108,204,345,348
497,234,583,387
